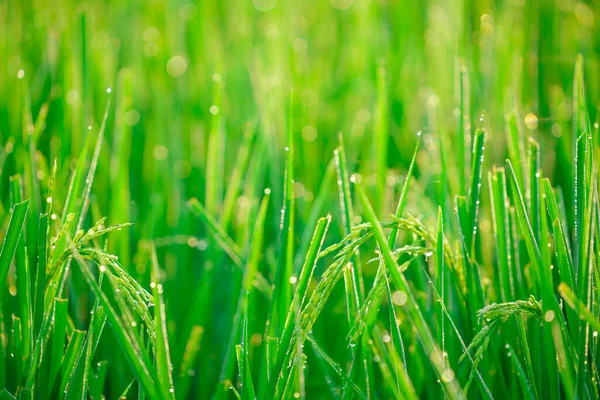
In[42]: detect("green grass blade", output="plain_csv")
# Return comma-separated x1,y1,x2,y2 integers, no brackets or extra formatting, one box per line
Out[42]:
419,261,493,399
335,134,364,301
507,160,577,395
369,327,405,399
466,129,485,252
61,141,89,224
214,191,270,399
187,198,243,267
269,91,296,339
383,269,409,396
33,214,48,336
373,62,388,215
543,178,578,328
528,139,541,242
78,274,107,400
455,195,484,333
515,316,539,400
89,360,108,400
205,72,224,214
0,200,29,300
56,329,86,398
505,113,526,191
109,69,134,267
176,326,203,399
237,293,256,400
151,245,175,398
10,177,33,378
220,122,256,229
259,93,296,396
0,389,16,400
436,207,446,367
347,134,421,395
307,335,367,399
268,215,331,398
354,181,466,400
389,133,421,247
295,158,335,269
505,344,536,400
47,298,69,395
76,95,112,231
456,64,470,193
72,252,164,400
11,316,23,385
334,134,368,398
489,168,513,301
558,283,600,333
307,336,343,399
505,160,542,288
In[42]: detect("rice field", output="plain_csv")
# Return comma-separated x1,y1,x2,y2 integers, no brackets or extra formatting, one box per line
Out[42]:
1,0,600,398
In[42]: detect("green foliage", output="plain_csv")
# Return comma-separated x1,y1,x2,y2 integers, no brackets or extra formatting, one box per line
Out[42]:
1,0,600,399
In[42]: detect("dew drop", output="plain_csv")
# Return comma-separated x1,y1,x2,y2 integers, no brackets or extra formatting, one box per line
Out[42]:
525,113,538,129
392,290,408,306
441,369,455,382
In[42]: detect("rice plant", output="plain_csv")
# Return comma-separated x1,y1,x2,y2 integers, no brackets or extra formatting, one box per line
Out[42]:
1,0,600,399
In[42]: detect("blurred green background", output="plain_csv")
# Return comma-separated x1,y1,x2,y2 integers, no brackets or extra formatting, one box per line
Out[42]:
1,0,600,398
